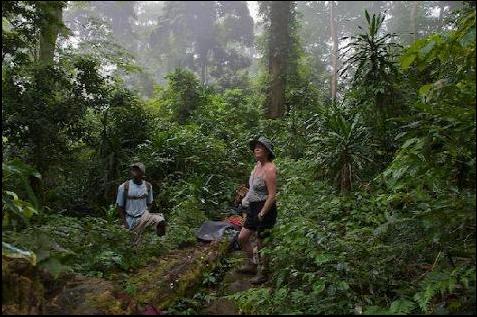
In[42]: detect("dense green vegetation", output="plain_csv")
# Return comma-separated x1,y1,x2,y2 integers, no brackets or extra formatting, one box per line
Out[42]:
2,1,475,315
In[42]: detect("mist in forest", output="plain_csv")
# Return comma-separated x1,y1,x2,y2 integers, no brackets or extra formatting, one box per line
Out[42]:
61,1,461,98
2,1,475,315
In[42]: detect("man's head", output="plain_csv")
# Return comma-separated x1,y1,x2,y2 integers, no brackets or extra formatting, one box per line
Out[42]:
130,162,145,179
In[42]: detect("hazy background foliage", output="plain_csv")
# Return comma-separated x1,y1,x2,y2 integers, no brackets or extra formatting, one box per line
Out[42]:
2,1,475,315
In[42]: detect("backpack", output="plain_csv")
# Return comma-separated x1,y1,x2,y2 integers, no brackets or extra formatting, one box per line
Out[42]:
122,179,152,209
234,184,249,207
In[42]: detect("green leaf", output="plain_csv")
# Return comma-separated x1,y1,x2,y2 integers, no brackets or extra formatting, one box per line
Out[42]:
337,281,350,291
419,40,436,58
5,190,19,201
364,305,389,315
315,253,333,265
418,84,433,99
2,242,37,266
39,257,68,278
400,53,417,70
401,137,419,149
460,26,476,47
313,280,326,294
389,298,416,314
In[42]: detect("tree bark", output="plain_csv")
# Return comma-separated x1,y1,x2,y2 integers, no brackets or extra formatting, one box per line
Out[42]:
438,2,446,29
340,162,351,193
205,61,208,86
200,61,207,85
266,1,291,119
330,1,338,103
38,1,64,64
410,1,418,42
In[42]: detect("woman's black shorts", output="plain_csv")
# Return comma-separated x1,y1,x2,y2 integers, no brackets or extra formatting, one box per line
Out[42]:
243,201,277,238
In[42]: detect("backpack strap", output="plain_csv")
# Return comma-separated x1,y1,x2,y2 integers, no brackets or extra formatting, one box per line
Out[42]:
122,180,129,208
145,181,152,198
122,180,151,207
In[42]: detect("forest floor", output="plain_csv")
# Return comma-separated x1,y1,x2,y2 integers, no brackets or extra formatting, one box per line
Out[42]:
3,229,261,315
199,252,257,315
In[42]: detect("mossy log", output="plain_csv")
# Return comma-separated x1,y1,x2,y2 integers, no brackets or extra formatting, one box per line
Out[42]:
2,255,45,315
3,238,232,314
126,239,231,310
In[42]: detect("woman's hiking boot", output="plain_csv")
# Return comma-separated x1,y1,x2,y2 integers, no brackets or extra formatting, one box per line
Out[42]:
250,254,268,284
250,269,267,284
236,260,257,274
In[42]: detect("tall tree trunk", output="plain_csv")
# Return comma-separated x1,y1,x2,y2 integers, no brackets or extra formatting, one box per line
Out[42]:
438,2,445,29
340,162,351,193
410,1,418,43
38,1,64,64
30,141,48,204
200,49,208,85
329,1,338,103
266,1,291,119
201,61,206,85
205,62,208,86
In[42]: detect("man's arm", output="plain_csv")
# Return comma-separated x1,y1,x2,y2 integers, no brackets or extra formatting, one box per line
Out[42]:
147,183,153,212
116,185,128,228
117,206,128,228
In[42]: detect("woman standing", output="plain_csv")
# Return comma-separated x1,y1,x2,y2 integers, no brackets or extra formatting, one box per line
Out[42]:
238,136,277,284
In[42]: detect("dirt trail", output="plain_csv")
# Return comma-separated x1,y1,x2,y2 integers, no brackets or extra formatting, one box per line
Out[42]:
3,239,234,315
200,252,257,315
2,219,267,316
166,235,264,315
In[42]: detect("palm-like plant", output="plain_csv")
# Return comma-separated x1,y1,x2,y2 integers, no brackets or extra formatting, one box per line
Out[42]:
340,10,401,122
310,107,376,193
340,10,401,88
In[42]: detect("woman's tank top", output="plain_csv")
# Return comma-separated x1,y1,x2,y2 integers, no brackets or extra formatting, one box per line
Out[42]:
244,166,269,204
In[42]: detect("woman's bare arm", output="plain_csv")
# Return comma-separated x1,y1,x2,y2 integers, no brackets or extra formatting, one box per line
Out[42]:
259,164,277,219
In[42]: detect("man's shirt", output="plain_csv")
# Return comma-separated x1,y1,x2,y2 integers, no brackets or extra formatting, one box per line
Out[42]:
116,180,153,229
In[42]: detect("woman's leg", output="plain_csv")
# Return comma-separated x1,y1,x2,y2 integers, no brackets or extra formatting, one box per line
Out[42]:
237,227,258,274
238,227,254,260
250,227,275,284
256,234,267,267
